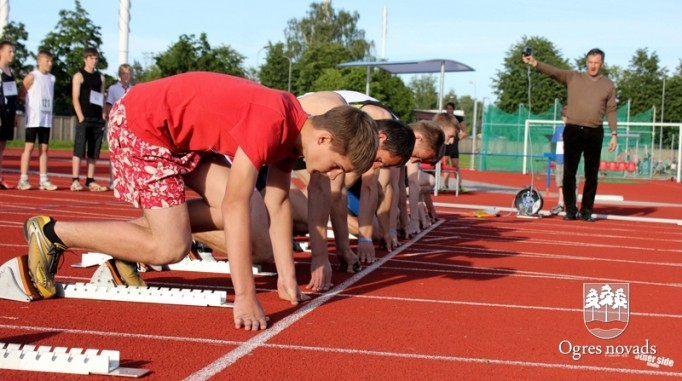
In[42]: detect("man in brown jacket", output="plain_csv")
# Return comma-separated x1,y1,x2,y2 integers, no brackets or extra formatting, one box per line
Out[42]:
523,48,617,222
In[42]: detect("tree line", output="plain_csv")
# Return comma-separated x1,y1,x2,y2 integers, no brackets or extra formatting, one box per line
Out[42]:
3,1,680,146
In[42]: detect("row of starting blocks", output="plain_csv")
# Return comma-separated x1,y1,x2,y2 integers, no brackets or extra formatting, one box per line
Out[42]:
0,254,234,307
0,250,278,377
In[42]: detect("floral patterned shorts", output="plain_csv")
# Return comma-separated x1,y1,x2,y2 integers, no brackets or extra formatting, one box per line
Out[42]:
108,101,202,209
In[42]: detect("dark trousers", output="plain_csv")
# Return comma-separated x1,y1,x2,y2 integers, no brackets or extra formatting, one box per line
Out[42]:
562,124,604,215
73,118,105,159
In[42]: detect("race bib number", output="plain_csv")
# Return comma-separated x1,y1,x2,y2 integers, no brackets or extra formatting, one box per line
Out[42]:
556,141,564,155
89,90,103,106
2,81,17,96
40,98,53,113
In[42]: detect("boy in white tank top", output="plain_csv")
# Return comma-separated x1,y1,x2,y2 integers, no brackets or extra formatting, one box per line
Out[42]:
17,50,57,190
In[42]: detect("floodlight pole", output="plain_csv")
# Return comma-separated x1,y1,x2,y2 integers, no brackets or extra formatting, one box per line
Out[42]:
0,0,8,33
258,46,292,92
469,81,477,171
256,46,268,83
661,76,666,123
118,0,131,67
284,55,292,92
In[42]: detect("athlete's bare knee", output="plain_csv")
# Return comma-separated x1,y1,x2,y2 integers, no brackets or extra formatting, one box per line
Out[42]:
146,240,192,265
251,250,274,265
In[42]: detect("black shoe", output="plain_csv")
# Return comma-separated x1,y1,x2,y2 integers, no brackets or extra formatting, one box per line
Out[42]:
580,210,595,222
563,212,577,221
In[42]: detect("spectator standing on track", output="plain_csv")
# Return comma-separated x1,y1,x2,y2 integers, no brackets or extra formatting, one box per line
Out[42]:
105,64,133,188
550,105,580,215
23,72,379,331
524,48,617,222
441,102,467,192
71,47,108,192
0,41,18,189
104,64,133,117
16,50,58,191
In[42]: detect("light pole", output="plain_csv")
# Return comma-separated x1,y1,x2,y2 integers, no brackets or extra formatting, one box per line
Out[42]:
661,76,666,123
257,46,292,92
256,46,269,83
283,55,292,93
469,81,478,170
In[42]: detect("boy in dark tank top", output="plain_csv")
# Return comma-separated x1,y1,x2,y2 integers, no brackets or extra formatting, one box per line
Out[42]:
71,47,108,192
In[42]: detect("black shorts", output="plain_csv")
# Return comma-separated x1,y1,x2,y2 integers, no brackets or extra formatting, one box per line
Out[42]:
24,127,52,145
0,114,15,141
293,157,307,171
444,142,459,159
73,118,106,159
256,166,268,192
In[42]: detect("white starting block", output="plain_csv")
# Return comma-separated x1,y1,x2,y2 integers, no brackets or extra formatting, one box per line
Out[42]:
0,255,232,307
165,256,276,276
0,255,41,302
75,252,276,276
56,282,229,307
0,342,149,377
72,252,115,268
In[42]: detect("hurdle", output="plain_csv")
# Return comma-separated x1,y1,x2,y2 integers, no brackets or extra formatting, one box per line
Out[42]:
0,255,232,307
0,342,149,377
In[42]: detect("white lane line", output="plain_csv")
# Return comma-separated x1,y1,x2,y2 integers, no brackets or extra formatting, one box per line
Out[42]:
235,342,682,378
40,276,682,319
338,294,682,319
402,250,449,257
420,231,682,254
1,323,680,378
379,263,682,289
183,221,444,381
395,246,682,268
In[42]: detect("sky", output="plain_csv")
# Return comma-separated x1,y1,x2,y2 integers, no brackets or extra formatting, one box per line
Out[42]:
5,0,682,103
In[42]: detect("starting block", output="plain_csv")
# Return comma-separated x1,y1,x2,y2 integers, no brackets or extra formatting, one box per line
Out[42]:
0,342,149,377
0,255,232,307
165,256,276,276
75,252,276,276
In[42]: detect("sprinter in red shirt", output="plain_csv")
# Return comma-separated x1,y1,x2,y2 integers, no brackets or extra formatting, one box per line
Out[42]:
23,72,378,331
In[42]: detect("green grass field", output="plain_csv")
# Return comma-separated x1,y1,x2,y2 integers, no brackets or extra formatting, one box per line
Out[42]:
8,143,474,165
6,140,109,151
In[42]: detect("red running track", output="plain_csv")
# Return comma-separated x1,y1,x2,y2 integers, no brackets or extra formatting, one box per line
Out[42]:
0,149,681,380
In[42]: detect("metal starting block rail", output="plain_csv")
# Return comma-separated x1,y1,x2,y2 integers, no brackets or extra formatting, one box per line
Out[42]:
75,252,277,276
0,342,149,377
0,255,232,307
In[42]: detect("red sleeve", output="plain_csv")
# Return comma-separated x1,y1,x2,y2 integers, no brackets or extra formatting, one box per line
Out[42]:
228,103,291,170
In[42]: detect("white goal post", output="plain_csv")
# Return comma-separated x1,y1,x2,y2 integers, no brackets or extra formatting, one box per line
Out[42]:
522,120,682,183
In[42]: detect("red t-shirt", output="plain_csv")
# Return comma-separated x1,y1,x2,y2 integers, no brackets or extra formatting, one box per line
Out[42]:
121,72,309,171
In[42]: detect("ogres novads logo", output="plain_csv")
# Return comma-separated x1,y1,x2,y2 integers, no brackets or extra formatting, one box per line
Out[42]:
583,283,629,339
